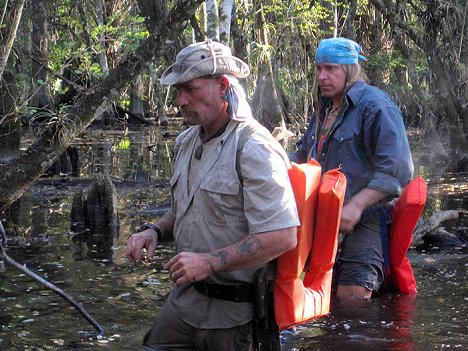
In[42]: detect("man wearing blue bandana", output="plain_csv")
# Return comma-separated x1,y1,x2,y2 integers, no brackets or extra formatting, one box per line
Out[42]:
290,37,414,303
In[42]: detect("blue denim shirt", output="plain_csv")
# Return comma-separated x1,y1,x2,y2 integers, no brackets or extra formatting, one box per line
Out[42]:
290,80,414,200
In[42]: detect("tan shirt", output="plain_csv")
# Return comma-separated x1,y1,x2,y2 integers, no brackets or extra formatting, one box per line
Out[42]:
166,118,299,329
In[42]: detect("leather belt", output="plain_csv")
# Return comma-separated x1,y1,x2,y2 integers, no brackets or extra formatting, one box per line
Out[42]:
193,281,255,303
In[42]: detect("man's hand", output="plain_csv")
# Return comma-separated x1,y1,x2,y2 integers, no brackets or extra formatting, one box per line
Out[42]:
165,252,213,286
339,188,390,234
339,202,363,234
126,229,158,263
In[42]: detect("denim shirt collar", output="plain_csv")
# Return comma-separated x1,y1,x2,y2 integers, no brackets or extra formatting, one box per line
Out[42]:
346,80,367,108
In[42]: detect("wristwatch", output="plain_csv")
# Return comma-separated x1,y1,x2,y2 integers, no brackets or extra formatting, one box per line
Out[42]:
138,223,162,241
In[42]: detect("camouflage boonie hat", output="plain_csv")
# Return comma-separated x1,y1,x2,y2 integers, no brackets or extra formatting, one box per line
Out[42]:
160,39,250,85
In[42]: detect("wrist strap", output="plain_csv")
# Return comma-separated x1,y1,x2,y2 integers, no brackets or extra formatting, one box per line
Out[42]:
138,223,162,240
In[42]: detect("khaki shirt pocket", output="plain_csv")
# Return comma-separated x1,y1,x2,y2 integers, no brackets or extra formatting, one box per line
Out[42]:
199,174,243,223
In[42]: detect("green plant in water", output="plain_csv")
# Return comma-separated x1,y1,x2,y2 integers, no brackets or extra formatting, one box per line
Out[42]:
29,105,80,144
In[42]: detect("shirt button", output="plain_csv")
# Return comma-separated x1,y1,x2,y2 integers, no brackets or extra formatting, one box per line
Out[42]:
340,137,344,141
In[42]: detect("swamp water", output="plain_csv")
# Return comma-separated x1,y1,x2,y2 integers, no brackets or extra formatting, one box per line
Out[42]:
1,126,467,350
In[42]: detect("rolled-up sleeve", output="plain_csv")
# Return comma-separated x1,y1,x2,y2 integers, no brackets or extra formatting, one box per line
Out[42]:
366,105,414,195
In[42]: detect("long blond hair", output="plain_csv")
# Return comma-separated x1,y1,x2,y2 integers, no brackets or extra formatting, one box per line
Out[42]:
342,63,368,93
315,63,368,117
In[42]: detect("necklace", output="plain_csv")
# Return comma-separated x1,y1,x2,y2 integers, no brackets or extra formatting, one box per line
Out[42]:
194,121,230,160
321,102,342,136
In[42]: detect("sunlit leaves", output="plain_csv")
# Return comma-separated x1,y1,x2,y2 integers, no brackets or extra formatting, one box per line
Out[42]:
115,139,131,150
250,42,273,66
89,63,103,78
90,15,149,54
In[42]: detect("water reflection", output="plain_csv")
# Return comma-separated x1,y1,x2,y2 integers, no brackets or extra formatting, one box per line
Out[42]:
75,128,174,181
280,294,419,351
1,126,467,350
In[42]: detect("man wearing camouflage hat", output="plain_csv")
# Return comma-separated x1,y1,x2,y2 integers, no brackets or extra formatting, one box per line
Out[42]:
126,40,299,350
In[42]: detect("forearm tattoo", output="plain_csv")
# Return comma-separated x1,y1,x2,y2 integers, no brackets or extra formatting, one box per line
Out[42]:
208,236,263,271
237,236,263,257
210,251,228,270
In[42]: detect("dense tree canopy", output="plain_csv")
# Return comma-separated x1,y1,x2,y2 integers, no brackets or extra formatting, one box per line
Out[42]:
0,0,466,212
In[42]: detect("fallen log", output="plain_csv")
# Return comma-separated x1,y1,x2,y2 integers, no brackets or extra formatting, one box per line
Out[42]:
413,209,467,247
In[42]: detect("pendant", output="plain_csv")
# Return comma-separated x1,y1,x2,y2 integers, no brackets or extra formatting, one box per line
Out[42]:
194,144,203,159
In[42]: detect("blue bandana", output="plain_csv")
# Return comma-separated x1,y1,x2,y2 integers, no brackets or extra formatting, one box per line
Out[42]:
315,37,367,65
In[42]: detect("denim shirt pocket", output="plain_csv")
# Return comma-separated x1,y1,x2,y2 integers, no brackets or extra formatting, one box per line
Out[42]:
332,129,354,144
328,129,355,167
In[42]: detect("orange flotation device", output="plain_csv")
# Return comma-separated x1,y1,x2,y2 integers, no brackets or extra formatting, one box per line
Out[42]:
386,176,427,294
274,160,346,330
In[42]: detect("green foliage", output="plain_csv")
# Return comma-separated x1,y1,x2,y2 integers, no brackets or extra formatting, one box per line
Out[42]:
11,0,155,113
90,13,149,53
366,50,406,71
115,138,131,150
1,0,464,141
250,43,273,66
120,98,131,110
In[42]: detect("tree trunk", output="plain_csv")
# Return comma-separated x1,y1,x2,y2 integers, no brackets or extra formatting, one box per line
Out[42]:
138,0,168,32
0,0,25,79
0,0,22,163
251,1,285,132
341,0,357,39
30,0,50,108
318,0,336,36
393,34,428,123
366,6,384,87
420,0,465,152
205,0,219,41
191,13,205,42
137,0,170,125
129,74,146,121
252,66,285,131
230,1,248,63
128,4,145,121
95,0,109,76
76,0,93,51
0,70,21,163
219,0,234,45
0,0,204,213
70,174,119,260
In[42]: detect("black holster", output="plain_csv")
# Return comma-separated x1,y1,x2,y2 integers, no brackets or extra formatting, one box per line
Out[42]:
253,262,280,351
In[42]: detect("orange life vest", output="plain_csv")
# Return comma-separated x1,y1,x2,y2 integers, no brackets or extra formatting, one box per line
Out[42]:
274,161,424,328
274,160,346,330
386,176,427,293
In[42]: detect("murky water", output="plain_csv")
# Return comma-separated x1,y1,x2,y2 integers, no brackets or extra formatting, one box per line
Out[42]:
1,126,467,350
